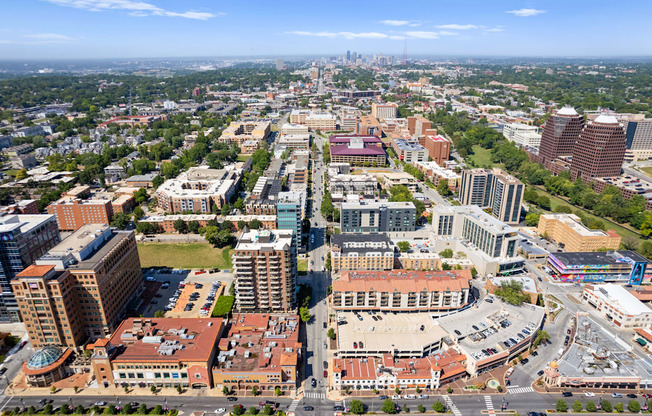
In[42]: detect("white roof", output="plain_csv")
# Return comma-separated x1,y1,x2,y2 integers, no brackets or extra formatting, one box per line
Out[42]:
594,114,619,124
557,106,578,116
592,284,651,316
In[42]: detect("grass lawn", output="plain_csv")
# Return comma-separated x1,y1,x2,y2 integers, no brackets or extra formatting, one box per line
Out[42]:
532,188,644,244
212,295,235,317
640,167,652,177
137,243,232,269
297,259,308,272
237,154,251,162
467,145,504,169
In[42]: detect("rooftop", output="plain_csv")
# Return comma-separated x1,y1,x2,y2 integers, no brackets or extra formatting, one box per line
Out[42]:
335,269,472,294
551,250,650,266
234,229,293,251
331,233,394,254
541,213,613,238
586,284,651,316
394,139,427,152
0,214,55,235
104,317,224,363
341,201,416,210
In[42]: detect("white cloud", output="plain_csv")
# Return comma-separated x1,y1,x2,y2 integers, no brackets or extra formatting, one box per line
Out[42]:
24,33,77,42
379,20,409,26
389,35,408,40
438,31,459,36
506,8,546,17
42,0,220,20
405,31,439,40
436,24,479,30
287,31,388,39
484,26,505,32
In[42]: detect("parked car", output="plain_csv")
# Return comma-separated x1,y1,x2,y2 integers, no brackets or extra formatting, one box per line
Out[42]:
311,379,317,387
333,406,345,411
324,370,328,378
537,370,545,376
94,401,107,406
584,392,595,397
562,392,573,397
303,406,314,411
612,393,623,398
378,395,388,400
227,397,238,402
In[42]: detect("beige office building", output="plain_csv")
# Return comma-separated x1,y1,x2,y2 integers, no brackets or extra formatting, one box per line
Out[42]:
537,213,622,252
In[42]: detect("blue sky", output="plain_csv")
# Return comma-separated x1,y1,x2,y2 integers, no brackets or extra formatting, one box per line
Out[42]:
1,0,651,59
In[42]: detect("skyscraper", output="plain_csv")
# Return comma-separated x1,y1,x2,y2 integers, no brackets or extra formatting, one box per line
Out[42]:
538,106,584,168
0,214,60,322
459,168,524,225
346,50,351,62
232,229,296,313
570,115,627,183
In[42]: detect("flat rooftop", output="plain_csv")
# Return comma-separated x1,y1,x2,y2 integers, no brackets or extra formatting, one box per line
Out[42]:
587,284,652,316
552,250,650,266
337,311,448,356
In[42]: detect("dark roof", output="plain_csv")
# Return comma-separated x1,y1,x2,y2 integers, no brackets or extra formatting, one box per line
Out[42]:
551,250,650,266
331,233,394,254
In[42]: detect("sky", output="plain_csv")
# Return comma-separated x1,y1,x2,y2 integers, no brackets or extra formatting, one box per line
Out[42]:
1,0,652,60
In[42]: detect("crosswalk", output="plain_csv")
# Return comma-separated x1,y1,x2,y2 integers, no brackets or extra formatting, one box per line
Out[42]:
484,395,494,413
508,386,535,394
442,395,462,416
304,391,325,399
287,399,301,412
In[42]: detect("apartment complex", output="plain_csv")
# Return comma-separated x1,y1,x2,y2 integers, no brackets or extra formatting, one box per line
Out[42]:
503,123,541,148
328,173,378,194
391,139,428,163
356,116,382,136
329,135,387,166
407,115,432,137
423,135,450,165
305,113,337,131
379,172,419,192
459,168,524,225
212,313,301,394
538,107,585,169
218,121,270,149
414,161,461,191
289,109,311,124
91,317,225,389
537,213,622,252
624,118,652,161
12,225,143,348
330,234,396,272
232,229,296,313
371,102,398,120
276,193,302,244
332,269,472,312
340,201,416,233
46,199,114,231
431,205,520,261
156,167,240,214
0,214,60,322
583,284,652,328
570,115,627,183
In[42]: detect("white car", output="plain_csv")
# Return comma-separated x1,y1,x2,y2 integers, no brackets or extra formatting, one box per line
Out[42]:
584,392,595,397
216,409,226,413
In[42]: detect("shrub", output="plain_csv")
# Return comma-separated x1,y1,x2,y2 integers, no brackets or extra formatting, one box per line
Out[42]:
556,399,568,412
432,401,445,413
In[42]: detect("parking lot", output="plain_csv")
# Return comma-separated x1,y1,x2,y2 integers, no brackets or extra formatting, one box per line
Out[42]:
142,268,233,318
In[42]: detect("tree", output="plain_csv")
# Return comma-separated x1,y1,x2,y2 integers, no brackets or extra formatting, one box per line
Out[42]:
74,386,79,394
381,399,397,414
110,213,131,230
105,405,118,415
222,386,230,396
585,401,596,412
470,267,478,278
248,407,258,415
601,399,612,412
232,405,243,416
133,206,145,221
173,219,187,233
15,169,28,180
274,386,283,396
251,386,259,396
525,212,540,227
437,180,453,197
188,220,200,234
494,280,531,306
262,405,273,416
417,405,425,413
124,385,129,394
431,401,445,413
151,405,163,415
614,402,624,413
628,400,640,413
75,405,86,414
349,400,365,415
249,219,262,229
138,404,148,414
134,188,148,205
327,328,336,340
121,404,133,415
44,404,54,415
439,249,454,258
150,385,157,394
397,241,411,252
221,220,234,233
176,385,183,394
556,399,568,412
446,386,453,394
572,400,582,412
154,310,165,318
60,404,71,415
395,386,400,395
299,307,312,322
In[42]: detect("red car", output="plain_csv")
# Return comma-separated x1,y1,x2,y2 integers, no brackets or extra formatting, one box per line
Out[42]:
19,340,27,348
323,370,328,378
